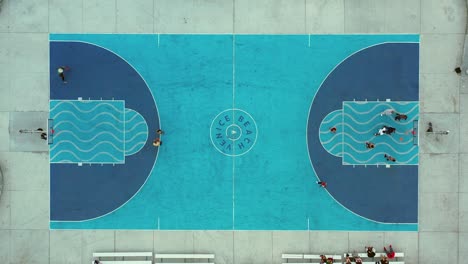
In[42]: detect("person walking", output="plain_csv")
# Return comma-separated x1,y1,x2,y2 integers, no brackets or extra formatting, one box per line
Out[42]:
57,66,69,83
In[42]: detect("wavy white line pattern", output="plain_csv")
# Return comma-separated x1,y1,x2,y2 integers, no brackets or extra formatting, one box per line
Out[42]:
319,109,344,157
343,102,418,115
50,100,125,163
124,109,148,156
341,101,419,165
54,130,124,143
50,101,125,114
54,120,123,133
52,110,125,124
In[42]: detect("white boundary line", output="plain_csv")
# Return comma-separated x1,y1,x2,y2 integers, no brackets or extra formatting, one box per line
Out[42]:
48,37,420,227
305,41,419,225
232,34,236,230
123,102,126,160
50,161,124,165
50,33,421,36
50,39,162,224
342,100,419,103
50,99,125,102
341,105,344,158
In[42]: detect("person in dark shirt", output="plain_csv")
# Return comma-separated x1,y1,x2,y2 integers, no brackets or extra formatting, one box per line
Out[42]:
366,246,376,257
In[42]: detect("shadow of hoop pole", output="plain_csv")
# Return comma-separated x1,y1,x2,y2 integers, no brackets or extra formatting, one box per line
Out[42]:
425,122,450,135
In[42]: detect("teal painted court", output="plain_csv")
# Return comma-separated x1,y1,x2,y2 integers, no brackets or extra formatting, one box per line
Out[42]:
49,34,419,231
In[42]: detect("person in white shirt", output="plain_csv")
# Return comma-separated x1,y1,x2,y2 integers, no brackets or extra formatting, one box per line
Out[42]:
380,108,394,116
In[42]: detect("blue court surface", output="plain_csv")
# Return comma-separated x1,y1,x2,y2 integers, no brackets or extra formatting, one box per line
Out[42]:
49,34,419,230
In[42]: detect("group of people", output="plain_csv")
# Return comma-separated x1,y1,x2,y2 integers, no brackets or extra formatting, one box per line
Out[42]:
341,245,396,264
153,129,164,147
370,109,408,163
329,108,408,163
376,109,409,162
36,128,48,140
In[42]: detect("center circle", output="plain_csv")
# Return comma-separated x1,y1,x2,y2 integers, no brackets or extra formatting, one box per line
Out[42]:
210,108,258,156
226,124,242,140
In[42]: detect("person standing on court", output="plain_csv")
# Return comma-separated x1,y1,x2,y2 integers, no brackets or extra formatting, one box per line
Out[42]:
316,181,327,188
153,138,162,147
57,66,69,83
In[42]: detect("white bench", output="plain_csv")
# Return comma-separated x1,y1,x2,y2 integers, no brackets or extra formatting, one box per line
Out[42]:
304,254,342,260
154,253,215,263
282,253,341,263
281,253,303,263
93,252,152,264
362,262,404,264
95,262,151,264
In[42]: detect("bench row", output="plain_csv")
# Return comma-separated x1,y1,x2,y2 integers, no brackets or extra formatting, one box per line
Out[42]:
282,254,342,260
93,252,215,264
283,252,404,264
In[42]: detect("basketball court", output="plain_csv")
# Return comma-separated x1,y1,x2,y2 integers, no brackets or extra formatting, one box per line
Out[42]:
49,34,419,230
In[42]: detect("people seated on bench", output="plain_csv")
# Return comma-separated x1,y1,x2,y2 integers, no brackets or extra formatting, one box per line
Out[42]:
379,255,389,264
344,254,362,264
344,253,364,264
320,254,333,264
384,244,395,259
366,246,376,257
345,254,353,263
355,256,363,264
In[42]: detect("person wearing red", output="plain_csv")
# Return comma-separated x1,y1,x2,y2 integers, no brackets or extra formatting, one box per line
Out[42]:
316,181,327,188
384,244,395,259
